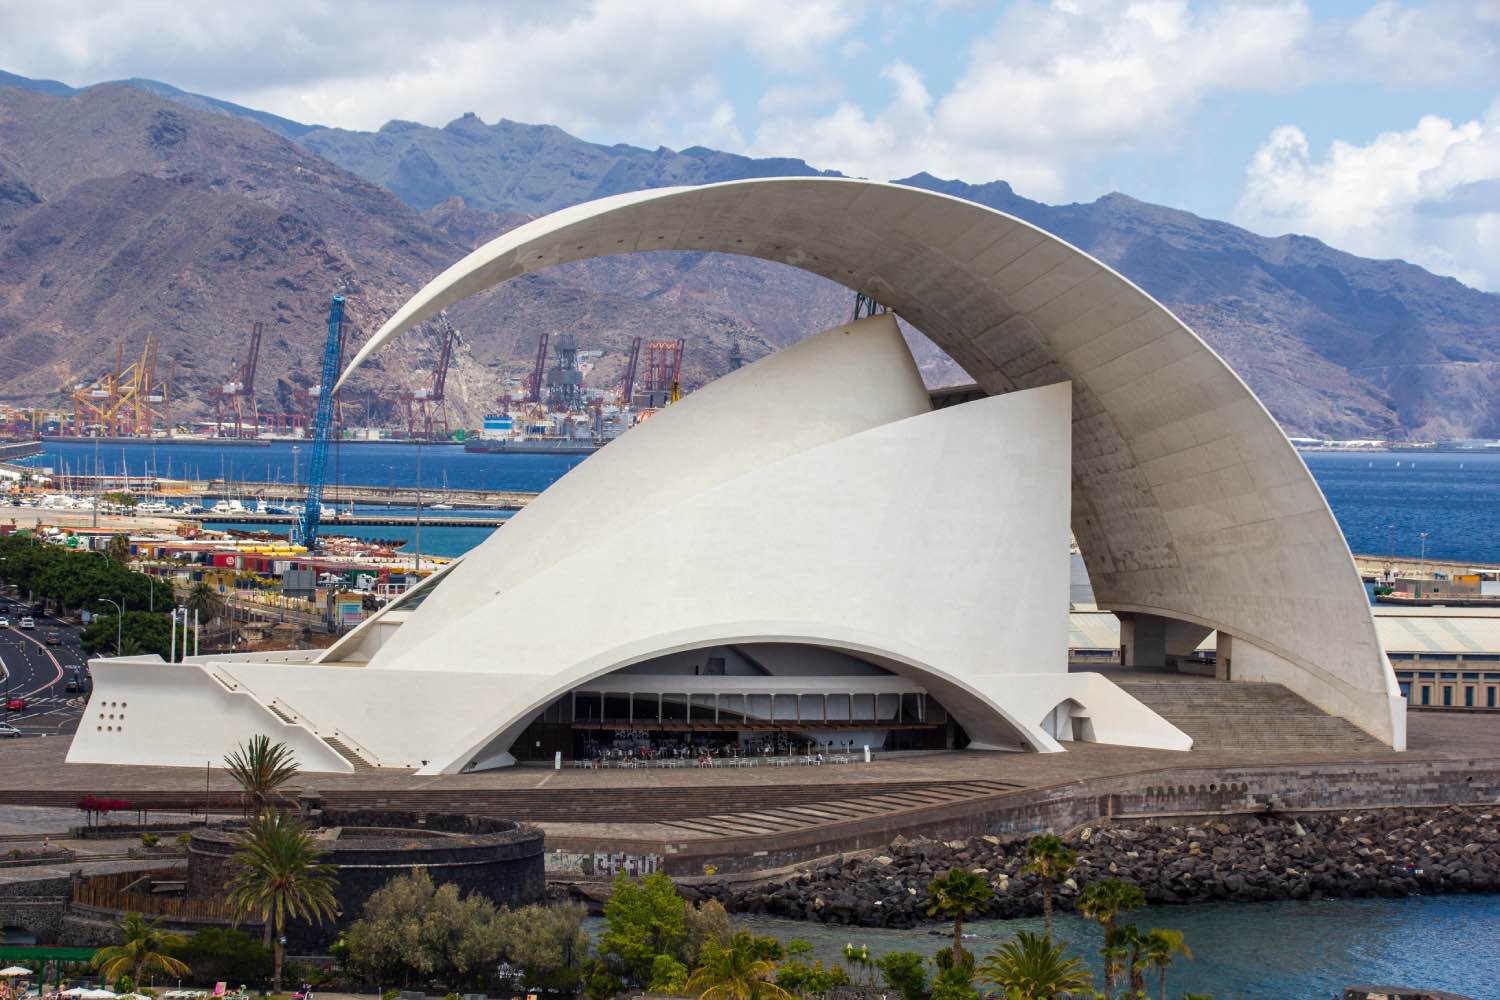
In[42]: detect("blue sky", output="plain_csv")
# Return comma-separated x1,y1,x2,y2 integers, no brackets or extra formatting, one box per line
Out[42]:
2,0,1499,288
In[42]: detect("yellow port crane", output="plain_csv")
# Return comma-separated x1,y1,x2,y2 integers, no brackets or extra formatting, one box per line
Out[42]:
69,334,168,436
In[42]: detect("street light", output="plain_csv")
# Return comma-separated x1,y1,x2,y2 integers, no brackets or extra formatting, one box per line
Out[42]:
96,597,122,657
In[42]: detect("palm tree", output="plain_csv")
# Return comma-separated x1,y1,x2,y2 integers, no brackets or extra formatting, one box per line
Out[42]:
1076,879,1145,999
225,809,339,992
1020,834,1078,943
186,581,227,625
92,912,190,988
975,931,1092,1000
927,868,994,964
1142,928,1192,1000
1109,924,1149,997
223,734,300,811
685,930,793,1000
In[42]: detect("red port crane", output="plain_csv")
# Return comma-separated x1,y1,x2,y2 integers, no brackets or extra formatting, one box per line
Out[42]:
620,336,643,405
526,333,551,403
214,321,263,438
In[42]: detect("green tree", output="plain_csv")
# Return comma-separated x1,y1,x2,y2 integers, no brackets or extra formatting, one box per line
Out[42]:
1141,928,1191,1000
92,912,191,987
775,955,849,997
599,871,688,983
685,930,792,1000
928,963,979,1000
649,955,690,993
1076,879,1145,1000
343,869,437,987
166,927,271,986
495,901,591,992
222,735,300,811
683,898,732,967
1109,924,1148,997
104,533,132,563
875,950,929,1000
1020,835,1077,944
581,959,622,1000
419,880,503,986
926,869,993,965
225,809,339,992
81,611,179,657
187,580,227,624
975,931,1092,1000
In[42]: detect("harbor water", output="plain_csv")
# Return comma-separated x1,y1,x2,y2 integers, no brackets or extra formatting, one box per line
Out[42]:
712,894,1500,1000
23,442,1500,562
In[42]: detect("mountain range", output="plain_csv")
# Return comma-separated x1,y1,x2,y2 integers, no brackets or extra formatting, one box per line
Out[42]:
2,70,1498,440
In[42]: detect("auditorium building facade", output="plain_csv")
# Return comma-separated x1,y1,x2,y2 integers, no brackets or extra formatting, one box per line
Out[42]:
67,179,1403,774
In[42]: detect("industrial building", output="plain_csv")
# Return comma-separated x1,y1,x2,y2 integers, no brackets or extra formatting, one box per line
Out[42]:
69,178,1403,774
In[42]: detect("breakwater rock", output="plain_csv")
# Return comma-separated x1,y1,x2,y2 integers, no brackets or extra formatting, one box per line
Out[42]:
686,807,1500,928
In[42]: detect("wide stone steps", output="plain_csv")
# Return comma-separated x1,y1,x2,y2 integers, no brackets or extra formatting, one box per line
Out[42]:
1115,677,1383,753
654,778,1019,840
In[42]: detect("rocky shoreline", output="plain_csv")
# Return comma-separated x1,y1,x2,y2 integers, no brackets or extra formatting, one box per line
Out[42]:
685,806,1500,928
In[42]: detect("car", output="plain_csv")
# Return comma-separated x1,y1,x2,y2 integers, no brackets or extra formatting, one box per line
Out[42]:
64,678,80,693
0,723,20,738
18,617,34,629
44,632,61,646
5,698,27,711
0,616,8,628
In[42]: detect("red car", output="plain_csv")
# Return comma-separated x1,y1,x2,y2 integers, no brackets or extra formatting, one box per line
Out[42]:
5,698,26,711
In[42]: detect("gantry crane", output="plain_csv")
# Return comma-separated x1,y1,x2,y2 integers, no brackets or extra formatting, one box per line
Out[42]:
620,336,643,404
214,321,263,438
643,338,685,407
70,335,167,436
293,296,345,549
400,313,460,439
526,333,551,403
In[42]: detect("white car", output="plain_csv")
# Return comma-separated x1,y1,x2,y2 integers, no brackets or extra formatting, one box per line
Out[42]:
0,723,20,738
18,617,35,629
0,616,8,628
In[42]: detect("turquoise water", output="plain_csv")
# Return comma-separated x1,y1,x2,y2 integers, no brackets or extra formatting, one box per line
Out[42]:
727,895,1500,999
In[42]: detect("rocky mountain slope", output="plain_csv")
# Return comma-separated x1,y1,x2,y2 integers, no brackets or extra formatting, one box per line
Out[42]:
3,70,1499,439
290,110,1500,439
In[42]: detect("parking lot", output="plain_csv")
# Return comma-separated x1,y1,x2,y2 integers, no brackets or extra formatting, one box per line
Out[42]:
0,593,88,738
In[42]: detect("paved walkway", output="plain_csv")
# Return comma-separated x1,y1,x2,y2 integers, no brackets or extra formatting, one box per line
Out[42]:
2,711,1492,797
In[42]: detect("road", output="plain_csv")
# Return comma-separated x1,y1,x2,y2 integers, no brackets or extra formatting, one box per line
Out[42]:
0,595,86,739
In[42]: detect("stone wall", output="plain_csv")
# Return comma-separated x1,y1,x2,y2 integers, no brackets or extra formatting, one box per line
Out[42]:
649,757,1500,875
0,874,68,942
186,813,545,948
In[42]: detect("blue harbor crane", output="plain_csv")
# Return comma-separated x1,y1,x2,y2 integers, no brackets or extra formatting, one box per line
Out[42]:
292,294,345,549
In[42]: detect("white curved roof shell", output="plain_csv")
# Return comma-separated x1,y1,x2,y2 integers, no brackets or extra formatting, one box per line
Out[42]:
340,177,1402,749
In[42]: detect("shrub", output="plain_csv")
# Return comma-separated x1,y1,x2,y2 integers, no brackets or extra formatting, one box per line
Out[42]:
141,832,161,848
877,951,929,1000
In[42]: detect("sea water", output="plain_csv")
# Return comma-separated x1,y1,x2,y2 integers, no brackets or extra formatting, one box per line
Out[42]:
28,443,1500,562
712,895,1500,1000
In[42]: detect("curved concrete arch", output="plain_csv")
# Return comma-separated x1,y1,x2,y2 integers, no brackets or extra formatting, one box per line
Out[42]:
447,623,1059,773
337,177,1401,748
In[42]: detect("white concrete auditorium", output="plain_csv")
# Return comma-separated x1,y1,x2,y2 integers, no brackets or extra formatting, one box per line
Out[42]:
67,178,1403,775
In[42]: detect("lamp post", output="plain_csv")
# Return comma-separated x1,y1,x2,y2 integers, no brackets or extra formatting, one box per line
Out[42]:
96,597,122,657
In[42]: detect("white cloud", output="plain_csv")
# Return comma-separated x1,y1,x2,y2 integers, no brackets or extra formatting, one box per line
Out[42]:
1235,102,1500,289
751,0,1315,197
0,0,855,146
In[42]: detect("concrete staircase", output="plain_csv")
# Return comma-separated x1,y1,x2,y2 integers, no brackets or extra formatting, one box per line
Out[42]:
1113,675,1383,752
323,736,379,773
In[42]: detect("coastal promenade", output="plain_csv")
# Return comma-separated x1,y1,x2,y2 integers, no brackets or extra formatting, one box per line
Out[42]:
4,712,1497,875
